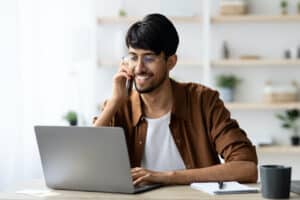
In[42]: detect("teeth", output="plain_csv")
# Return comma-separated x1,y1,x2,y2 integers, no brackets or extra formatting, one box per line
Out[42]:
136,75,149,80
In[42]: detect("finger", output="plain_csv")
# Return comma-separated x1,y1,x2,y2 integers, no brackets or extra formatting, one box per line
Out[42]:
114,71,132,81
131,171,146,180
119,63,134,76
131,167,142,173
131,173,140,181
133,173,151,186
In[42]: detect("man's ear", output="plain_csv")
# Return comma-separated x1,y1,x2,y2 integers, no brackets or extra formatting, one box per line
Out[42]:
166,54,177,71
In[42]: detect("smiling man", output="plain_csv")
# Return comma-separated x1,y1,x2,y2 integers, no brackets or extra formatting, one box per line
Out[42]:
93,13,258,186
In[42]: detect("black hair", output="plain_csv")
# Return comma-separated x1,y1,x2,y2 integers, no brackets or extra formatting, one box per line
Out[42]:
125,13,179,58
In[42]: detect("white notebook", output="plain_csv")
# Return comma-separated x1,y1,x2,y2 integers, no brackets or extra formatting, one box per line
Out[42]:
190,181,259,195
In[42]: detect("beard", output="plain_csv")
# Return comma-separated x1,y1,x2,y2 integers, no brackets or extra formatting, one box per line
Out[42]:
134,69,168,94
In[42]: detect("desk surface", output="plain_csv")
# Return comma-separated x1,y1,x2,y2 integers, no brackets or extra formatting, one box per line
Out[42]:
1,180,300,200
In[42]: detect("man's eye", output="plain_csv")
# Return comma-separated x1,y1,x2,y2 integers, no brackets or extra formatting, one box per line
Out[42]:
144,56,155,62
129,56,138,61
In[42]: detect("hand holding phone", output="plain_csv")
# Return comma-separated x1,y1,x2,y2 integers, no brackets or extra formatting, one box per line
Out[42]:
122,56,134,97
125,78,133,97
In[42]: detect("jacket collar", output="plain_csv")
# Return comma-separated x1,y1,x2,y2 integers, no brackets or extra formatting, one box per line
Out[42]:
131,79,187,126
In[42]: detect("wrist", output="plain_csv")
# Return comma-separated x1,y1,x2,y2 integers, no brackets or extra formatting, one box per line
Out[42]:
164,171,176,185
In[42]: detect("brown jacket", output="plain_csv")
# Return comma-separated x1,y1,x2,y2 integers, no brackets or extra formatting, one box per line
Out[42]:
95,79,257,169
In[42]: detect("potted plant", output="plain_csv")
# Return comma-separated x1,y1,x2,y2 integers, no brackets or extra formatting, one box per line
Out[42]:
280,0,288,15
216,74,241,102
118,9,127,17
276,109,300,146
63,111,78,126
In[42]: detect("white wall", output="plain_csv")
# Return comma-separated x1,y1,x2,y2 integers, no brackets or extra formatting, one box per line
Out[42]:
0,0,21,190
0,0,98,190
95,0,300,146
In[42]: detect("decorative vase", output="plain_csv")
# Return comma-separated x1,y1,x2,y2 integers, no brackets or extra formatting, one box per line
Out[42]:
291,136,300,146
281,7,288,15
70,120,77,126
219,87,234,102
291,127,300,145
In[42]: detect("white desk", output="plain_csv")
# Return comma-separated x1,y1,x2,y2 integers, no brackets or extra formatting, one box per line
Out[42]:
1,180,300,200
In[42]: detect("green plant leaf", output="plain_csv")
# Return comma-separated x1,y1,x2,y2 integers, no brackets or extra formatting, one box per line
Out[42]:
276,114,287,121
63,111,77,123
281,0,288,8
216,74,241,89
282,123,291,128
287,109,300,120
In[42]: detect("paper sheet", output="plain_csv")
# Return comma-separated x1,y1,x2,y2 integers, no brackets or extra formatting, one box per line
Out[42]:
16,189,60,197
190,181,259,195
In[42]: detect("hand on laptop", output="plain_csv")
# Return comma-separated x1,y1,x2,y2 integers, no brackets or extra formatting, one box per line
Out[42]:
131,167,173,186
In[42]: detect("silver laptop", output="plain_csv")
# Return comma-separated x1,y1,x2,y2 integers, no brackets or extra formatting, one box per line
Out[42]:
34,126,160,194
291,180,300,194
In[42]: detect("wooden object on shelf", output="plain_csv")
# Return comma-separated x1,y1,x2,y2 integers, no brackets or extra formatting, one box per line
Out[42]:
263,81,298,103
219,1,248,15
239,55,261,60
212,15,300,23
263,93,298,103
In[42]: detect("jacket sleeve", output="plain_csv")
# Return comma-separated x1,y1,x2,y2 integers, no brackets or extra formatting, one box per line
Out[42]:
92,100,124,127
204,89,258,164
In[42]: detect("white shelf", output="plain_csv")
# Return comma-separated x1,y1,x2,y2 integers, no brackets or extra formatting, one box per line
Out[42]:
98,60,203,67
176,60,203,66
99,59,300,67
257,146,300,153
225,102,300,110
212,15,300,23
97,16,202,24
212,59,300,67
99,15,300,24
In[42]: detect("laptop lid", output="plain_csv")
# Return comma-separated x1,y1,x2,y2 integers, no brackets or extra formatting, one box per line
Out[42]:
35,126,136,193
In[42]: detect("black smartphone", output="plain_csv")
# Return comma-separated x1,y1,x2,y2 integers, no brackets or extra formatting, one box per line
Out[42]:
125,79,133,97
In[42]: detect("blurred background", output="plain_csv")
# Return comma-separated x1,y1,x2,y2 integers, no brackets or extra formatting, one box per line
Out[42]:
1,0,300,191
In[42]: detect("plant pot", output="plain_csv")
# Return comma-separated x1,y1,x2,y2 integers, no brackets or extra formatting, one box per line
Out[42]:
291,136,300,146
281,8,288,15
70,120,77,126
219,87,234,102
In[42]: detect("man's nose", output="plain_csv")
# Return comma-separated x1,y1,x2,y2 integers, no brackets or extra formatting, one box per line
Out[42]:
134,57,146,73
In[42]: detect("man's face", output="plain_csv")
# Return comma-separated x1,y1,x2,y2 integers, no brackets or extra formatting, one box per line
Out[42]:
127,47,169,94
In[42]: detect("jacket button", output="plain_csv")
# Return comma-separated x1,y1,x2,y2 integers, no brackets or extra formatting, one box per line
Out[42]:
139,141,143,145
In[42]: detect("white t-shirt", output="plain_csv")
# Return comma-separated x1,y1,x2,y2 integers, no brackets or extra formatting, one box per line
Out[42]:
141,112,186,171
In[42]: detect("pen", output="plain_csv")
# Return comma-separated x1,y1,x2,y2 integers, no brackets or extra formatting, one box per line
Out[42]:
218,181,224,190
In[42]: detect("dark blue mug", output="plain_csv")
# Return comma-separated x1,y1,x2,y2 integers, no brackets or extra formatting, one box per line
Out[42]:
260,165,291,199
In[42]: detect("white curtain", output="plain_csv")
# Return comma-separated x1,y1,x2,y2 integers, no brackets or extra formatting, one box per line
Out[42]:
0,0,97,191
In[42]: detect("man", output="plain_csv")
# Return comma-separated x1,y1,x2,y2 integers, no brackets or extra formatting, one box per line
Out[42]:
94,13,257,186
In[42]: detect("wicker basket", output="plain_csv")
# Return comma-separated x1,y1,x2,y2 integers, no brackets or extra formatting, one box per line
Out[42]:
264,93,297,103
263,81,299,103
220,1,248,15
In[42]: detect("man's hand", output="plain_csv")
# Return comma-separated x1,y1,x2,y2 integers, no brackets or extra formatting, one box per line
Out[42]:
131,167,174,186
111,62,134,104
